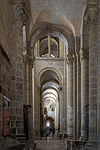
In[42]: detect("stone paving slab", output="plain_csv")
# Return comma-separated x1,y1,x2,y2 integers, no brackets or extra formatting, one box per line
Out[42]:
35,139,65,150
2,143,25,150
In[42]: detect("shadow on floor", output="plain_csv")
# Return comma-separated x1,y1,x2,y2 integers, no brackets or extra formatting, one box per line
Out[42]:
3,143,25,150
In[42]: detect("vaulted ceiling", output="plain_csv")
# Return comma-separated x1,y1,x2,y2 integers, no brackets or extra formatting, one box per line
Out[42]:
25,0,86,39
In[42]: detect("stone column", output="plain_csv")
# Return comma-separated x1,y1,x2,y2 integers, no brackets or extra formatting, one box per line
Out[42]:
72,54,77,140
56,101,59,132
59,39,64,57
55,106,57,132
80,49,89,140
34,75,41,139
28,58,34,139
83,4,98,149
14,6,26,135
64,55,67,133
32,64,35,138
88,8,98,142
97,1,100,146
75,36,81,140
37,40,40,57
67,55,73,139
59,86,64,132
76,52,81,140
58,94,60,132
48,36,51,57
26,60,29,104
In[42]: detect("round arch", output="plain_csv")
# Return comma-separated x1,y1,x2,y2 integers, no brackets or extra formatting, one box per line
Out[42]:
40,37,58,47
45,117,54,128
30,25,75,55
37,67,63,88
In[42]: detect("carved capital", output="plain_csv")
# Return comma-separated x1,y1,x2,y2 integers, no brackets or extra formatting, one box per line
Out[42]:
76,52,79,57
15,6,28,25
29,58,35,68
66,55,74,65
80,49,89,60
59,86,63,91
88,9,98,27
84,4,98,28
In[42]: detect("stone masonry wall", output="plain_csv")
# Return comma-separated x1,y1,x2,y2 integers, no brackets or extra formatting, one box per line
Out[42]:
0,46,11,149
0,0,9,55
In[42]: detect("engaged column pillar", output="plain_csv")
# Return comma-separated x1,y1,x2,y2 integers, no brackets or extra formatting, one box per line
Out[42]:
88,9,98,142
14,5,26,135
67,55,73,139
80,49,89,140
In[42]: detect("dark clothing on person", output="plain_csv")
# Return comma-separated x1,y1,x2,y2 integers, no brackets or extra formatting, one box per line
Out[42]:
52,128,55,135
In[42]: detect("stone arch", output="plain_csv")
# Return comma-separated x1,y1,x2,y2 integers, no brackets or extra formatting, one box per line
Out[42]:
37,67,63,88
45,117,54,128
40,37,58,47
30,25,75,55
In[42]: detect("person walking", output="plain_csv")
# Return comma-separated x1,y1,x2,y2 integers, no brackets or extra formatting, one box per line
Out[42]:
52,128,55,139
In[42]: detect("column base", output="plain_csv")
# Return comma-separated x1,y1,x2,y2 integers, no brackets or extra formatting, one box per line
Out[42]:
34,134,41,140
67,135,73,139
85,141,97,150
64,140,86,150
79,135,87,141
58,132,63,140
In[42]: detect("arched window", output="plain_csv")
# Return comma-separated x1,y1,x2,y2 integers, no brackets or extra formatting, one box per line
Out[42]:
40,36,59,58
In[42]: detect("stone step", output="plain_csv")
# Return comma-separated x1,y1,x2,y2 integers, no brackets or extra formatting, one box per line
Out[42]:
16,134,27,143
16,134,26,137
16,137,26,140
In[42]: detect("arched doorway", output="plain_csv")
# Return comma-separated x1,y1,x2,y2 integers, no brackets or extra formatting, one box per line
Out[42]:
45,117,54,136
39,70,61,137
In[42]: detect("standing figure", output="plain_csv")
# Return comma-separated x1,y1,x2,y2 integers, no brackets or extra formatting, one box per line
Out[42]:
52,128,55,139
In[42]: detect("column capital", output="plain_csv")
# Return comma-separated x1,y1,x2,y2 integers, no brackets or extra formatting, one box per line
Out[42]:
15,6,28,25
59,86,63,91
76,52,80,57
29,58,35,68
66,55,74,65
88,9,98,27
80,49,89,60
84,4,98,27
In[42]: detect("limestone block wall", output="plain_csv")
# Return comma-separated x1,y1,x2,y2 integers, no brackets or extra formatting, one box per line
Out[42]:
0,46,11,149
0,0,9,55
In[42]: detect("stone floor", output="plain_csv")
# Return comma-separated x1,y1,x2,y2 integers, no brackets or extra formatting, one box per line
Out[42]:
35,137,65,150
2,143,25,150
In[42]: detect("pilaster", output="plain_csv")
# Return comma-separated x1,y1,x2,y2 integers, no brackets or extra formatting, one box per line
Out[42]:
84,3,98,149
12,1,27,135
72,53,77,140
59,86,64,132
67,55,73,139
80,49,89,140
88,9,98,142
76,52,81,140
97,1,100,145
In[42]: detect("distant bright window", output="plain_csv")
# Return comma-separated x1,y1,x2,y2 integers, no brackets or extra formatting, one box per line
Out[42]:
46,121,50,127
